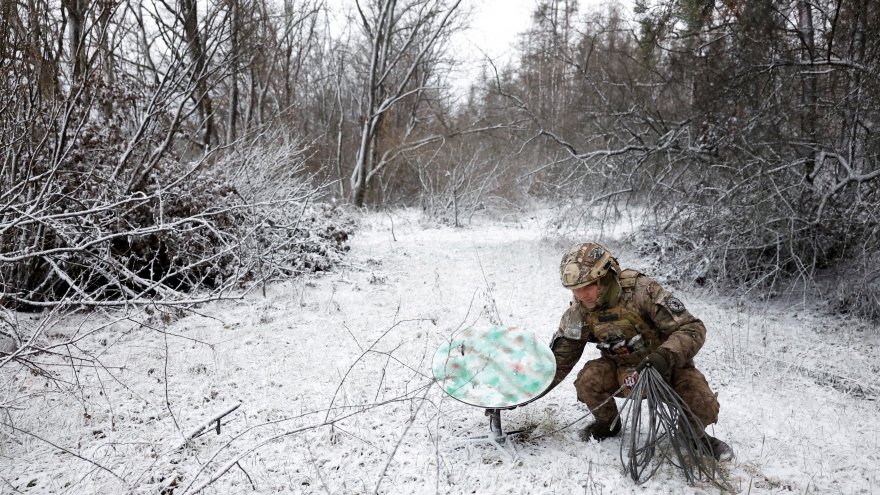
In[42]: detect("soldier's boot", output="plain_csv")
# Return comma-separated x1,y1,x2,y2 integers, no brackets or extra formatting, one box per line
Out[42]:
701,435,733,461
579,420,621,442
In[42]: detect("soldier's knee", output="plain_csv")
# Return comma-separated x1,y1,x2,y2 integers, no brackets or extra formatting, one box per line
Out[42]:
684,388,719,426
672,368,720,427
573,368,594,398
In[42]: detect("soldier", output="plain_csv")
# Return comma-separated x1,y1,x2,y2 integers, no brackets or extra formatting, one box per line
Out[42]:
547,241,732,460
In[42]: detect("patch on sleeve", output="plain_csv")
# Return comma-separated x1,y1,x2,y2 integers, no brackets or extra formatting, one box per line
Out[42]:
562,309,584,340
665,295,686,314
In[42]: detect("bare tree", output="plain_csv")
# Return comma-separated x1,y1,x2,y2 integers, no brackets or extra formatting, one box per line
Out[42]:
178,0,216,148
497,0,880,316
0,0,347,310
348,0,464,207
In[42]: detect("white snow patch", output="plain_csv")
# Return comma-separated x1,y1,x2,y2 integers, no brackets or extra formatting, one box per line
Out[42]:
2,208,878,494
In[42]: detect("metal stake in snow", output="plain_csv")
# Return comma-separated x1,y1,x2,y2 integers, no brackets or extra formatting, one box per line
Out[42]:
432,326,556,448
174,402,242,451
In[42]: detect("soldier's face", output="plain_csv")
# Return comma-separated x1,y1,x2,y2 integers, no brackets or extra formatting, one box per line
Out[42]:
572,283,601,308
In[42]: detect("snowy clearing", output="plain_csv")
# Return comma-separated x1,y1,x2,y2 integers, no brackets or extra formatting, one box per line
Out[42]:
2,209,879,494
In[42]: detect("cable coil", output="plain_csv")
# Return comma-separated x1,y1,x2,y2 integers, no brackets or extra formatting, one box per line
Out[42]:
616,367,732,489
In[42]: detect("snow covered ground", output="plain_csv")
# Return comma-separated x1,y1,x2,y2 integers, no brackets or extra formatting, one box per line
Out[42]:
2,209,879,494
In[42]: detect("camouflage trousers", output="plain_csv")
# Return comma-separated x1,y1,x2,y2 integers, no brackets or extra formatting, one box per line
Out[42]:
574,355,720,430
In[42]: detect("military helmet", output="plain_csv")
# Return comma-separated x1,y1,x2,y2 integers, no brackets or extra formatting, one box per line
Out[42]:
559,242,620,289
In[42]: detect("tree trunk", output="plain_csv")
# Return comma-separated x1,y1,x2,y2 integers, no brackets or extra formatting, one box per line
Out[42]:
62,0,88,84
844,0,868,171
347,0,463,207
797,0,817,182
227,0,239,144
349,0,393,207
134,0,160,86
180,0,215,149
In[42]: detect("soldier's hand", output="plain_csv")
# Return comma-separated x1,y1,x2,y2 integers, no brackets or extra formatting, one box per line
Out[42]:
636,348,672,377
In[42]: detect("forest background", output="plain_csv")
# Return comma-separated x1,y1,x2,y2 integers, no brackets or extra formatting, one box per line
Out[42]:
1,0,879,491
2,0,879,316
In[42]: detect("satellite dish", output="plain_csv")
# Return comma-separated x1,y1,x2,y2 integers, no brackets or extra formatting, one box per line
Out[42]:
433,325,556,443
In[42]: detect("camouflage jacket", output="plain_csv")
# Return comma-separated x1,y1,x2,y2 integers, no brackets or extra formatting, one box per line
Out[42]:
547,269,706,391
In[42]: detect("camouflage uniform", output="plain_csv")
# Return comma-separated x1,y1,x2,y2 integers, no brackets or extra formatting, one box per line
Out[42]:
550,256,720,431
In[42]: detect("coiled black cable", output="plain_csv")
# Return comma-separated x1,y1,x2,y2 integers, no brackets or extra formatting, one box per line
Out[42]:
616,367,732,490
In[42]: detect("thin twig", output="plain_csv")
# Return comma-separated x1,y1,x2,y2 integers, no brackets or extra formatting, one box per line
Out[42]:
373,382,433,495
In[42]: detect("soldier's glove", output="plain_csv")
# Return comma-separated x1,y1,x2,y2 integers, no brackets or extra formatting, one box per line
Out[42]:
636,348,673,377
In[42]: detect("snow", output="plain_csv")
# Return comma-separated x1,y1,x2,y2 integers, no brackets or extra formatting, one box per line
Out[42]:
2,208,879,494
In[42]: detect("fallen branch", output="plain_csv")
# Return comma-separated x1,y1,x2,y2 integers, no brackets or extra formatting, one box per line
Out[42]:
180,384,432,495
175,402,242,450
0,421,126,483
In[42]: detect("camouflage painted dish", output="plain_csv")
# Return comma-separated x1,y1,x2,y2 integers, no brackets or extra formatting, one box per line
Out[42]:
432,325,556,408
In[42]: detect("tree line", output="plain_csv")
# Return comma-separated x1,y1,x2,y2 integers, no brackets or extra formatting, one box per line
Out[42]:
1,0,878,318
490,0,880,318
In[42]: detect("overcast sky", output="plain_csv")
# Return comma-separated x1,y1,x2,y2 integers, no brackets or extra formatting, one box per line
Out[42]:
459,0,535,63
449,0,625,92
326,0,626,94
